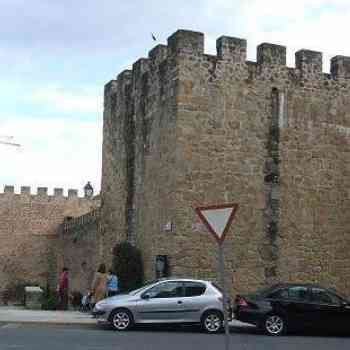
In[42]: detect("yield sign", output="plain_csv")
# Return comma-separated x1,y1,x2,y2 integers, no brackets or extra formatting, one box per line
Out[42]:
195,203,238,244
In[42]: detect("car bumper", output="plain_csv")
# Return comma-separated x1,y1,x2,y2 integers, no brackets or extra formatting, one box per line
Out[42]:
92,309,106,317
234,308,263,326
92,308,109,324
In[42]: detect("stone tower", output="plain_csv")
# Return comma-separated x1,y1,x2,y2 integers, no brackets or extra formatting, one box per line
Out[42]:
101,30,350,296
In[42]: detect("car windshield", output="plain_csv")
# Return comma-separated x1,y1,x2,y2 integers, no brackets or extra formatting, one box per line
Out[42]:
328,287,348,301
128,279,159,295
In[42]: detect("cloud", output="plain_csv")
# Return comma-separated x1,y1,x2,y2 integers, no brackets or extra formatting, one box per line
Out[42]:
1,0,350,192
0,116,102,195
2,0,350,77
30,86,103,114
200,0,350,69
0,1,196,51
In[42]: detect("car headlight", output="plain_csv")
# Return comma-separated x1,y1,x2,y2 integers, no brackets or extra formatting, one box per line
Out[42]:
95,301,108,309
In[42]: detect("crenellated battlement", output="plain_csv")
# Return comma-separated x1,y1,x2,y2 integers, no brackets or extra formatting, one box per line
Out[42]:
0,185,94,200
149,44,168,64
216,36,247,63
105,29,350,99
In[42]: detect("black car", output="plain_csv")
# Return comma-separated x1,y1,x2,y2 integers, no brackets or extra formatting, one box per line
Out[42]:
234,283,350,335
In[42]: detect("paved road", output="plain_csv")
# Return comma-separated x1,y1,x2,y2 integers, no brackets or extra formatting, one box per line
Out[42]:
1,323,350,350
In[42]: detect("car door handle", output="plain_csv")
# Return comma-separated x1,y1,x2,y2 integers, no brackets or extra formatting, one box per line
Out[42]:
177,300,183,304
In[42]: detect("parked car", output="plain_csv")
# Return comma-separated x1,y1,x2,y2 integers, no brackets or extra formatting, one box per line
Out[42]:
93,278,231,333
234,283,350,336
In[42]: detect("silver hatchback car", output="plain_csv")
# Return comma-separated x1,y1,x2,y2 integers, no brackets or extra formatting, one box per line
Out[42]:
93,278,230,333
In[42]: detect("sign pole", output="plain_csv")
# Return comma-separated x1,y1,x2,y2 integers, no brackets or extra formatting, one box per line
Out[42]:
218,243,230,350
194,202,238,350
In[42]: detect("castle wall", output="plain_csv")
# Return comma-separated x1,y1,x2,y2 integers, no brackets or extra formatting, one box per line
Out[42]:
101,45,179,278
132,46,178,279
279,82,350,291
0,186,97,296
170,32,269,293
57,210,101,294
102,30,350,297
100,76,131,268
169,31,350,295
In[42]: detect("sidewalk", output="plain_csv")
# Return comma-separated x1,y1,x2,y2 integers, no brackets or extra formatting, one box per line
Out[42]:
0,306,254,328
0,306,95,326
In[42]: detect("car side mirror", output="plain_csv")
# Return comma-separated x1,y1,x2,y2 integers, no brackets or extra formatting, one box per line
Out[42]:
142,293,150,300
341,301,348,308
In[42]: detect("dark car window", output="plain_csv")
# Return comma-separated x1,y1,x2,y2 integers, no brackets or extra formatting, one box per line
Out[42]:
288,286,310,302
184,282,206,297
311,288,341,305
146,281,183,298
267,288,289,300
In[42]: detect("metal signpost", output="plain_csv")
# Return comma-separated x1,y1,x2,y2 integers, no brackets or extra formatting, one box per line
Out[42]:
195,203,238,350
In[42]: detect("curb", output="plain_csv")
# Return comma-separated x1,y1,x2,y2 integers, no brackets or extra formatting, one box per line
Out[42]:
0,320,99,328
0,320,254,329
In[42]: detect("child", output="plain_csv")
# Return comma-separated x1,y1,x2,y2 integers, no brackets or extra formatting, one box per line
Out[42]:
106,269,118,297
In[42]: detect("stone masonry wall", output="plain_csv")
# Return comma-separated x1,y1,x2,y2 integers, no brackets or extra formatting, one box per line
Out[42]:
132,45,178,279
171,31,350,296
0,185,97,296
57,210,101,294
100,76,131,268
103,29,350,297
102,45,179,278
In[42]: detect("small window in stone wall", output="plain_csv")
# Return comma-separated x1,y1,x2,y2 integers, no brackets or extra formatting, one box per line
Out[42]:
142,118,153,155
271,87,288,129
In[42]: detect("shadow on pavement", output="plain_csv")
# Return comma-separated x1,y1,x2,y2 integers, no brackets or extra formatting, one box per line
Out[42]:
96,322,350,339
97,323,259,335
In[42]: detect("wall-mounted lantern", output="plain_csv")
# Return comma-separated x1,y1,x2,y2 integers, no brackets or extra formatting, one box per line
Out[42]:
84,182,94,199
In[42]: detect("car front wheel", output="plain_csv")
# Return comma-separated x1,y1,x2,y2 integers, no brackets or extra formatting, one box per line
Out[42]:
110,309,134,331
201,310,223,334
263,314,286,336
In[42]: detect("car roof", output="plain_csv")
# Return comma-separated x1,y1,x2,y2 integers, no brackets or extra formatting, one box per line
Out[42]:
271,283,334,290
154,277,211,284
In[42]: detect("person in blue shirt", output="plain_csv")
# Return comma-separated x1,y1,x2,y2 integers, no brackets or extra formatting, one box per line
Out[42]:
106,269,118,297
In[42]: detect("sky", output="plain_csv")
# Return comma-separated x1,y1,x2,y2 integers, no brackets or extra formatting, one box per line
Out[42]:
1,0,350,196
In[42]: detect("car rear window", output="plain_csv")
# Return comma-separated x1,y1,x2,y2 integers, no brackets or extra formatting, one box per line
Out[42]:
184,282,206,297
288,286,309,302
311,288,342,305
146,281,184,298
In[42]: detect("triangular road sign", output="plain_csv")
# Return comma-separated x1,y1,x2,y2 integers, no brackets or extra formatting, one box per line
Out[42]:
195,203,238,244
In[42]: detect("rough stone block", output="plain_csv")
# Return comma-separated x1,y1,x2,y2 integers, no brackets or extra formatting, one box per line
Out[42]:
216,36,247,63
4,185,14,194
116,70,132,86
25,286,43,310
295,49,322,75
132,58,150,88
37,187,48,196
68,189,78,198
148,44,168,63
257,43,286,65
54,188,63,196
168,30,204,56
104,80,118,97
331,56,350,79
20,186,31,195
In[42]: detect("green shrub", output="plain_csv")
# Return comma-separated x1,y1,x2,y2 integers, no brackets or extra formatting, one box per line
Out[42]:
112,241,144,292
41,284,58,310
